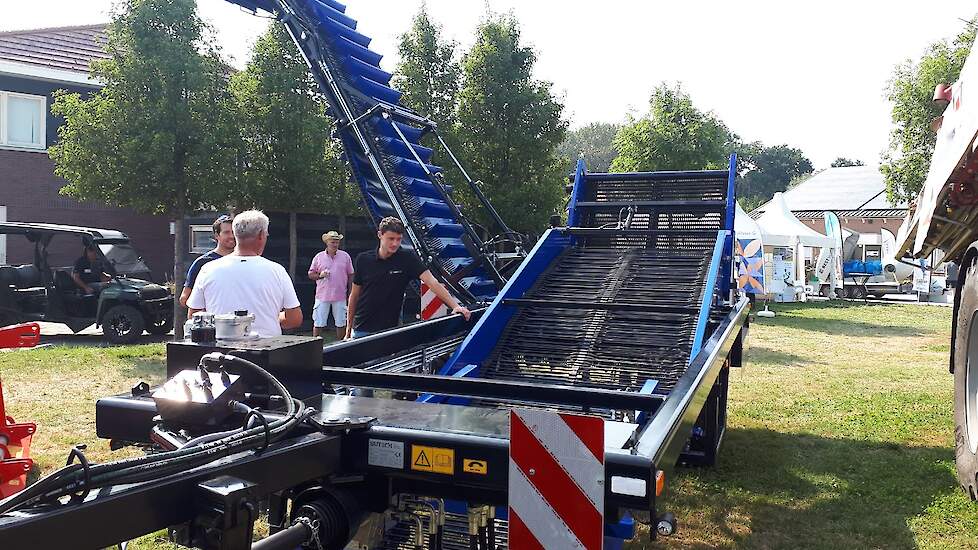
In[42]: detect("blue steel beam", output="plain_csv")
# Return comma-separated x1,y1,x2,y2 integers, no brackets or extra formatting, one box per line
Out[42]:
718,153,738,300
418,228,573,404
689,230,730,361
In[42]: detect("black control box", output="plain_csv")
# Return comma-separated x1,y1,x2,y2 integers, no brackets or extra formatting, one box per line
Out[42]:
166,336,323,400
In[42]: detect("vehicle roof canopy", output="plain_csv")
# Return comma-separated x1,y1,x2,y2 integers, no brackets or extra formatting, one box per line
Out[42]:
0,222,129,241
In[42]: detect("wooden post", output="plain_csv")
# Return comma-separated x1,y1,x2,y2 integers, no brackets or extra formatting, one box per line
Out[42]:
173,215,187,339
289,211,298,280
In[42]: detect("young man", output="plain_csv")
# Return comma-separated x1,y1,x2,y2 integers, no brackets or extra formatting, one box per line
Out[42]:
179,215,235,308
71,243,111,295
345,217,471,339
308,230,354,339
187,210,302,337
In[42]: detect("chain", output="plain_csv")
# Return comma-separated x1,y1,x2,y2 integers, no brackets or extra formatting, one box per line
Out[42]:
296,516,324,550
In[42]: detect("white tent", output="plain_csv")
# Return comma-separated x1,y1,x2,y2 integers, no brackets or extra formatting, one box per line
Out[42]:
734,201,762,241
755,193,835,248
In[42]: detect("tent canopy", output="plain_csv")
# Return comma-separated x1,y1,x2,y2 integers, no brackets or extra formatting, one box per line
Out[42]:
734,201,763,241
755,192,835,248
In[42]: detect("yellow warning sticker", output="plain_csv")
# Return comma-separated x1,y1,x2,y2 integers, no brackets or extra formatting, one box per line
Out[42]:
463,458,488,475
411,445,455,475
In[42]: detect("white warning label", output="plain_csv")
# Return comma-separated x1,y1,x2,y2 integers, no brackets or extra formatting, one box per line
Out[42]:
368,439,404,469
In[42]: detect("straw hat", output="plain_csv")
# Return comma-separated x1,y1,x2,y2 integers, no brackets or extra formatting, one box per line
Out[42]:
322,230,344,243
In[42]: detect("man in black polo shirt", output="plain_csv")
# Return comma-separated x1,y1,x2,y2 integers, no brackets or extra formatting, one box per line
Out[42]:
345,217,471,338
71,244,111,295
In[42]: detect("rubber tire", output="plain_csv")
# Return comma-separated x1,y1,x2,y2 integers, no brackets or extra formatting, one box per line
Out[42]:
954,257,978,500
146,316,173,336
102,304,146,344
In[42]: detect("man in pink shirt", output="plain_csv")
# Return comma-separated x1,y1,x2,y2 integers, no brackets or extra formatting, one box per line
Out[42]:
308,231,354,339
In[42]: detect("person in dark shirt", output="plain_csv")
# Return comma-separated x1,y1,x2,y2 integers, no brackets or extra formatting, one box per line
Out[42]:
72,244,111,295
179,214,235,308
345,217,471,338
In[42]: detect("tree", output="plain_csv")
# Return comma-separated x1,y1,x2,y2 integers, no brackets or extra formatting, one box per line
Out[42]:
50,0,238,337
831,157,864,167
558,122,621,174
229,23,352,215
736,143,813,203
391,6,466,198
392,6,461,127
611,83,736,173
455,13,568,233
882,17,976,203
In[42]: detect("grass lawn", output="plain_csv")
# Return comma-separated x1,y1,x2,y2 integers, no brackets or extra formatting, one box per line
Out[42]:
0,301,972,549
644,301,974,550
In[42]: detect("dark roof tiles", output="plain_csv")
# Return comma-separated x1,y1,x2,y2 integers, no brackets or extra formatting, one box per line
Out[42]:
0,24,109,74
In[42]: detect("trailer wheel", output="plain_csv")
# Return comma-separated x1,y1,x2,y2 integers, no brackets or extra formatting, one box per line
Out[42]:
954,258,978,500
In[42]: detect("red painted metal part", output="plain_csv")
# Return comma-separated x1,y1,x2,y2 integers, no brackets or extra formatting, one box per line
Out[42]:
0,322,41,349
0,375,36,498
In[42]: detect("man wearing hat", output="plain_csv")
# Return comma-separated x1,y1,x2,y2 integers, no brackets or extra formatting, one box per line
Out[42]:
308,230,354,339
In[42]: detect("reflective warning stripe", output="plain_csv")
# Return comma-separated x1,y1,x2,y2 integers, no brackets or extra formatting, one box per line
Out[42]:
509,409,604,550
513,409,604,509
508,459,584,550
420,281,448,320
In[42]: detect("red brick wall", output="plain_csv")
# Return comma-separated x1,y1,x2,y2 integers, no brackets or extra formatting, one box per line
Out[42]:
0,149,174,281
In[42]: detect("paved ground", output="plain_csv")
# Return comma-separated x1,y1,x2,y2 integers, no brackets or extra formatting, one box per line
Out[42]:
33,321,171,347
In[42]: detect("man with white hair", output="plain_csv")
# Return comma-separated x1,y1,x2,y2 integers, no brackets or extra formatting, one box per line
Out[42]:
188,210,302,337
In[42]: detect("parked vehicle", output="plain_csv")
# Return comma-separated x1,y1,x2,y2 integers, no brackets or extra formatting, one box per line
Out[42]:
894,42,978,499
0,223,172,344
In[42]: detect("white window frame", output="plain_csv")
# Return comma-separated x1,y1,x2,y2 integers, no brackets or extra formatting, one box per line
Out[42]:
190,225,216,254
0,91,47,151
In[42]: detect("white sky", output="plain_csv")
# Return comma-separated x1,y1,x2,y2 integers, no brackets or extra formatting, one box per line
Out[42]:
4,1,977,168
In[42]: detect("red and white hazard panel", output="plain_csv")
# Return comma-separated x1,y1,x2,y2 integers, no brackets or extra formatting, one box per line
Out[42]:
508,408,605,550
420,280,449,320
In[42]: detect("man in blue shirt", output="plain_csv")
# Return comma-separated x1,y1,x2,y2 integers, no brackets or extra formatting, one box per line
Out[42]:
179,215,235,308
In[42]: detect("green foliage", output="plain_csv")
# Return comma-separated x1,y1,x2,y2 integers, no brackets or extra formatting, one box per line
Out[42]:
882,17,976,204
831,157,865,167
50,0,237,217
229,23,354,214
610,83,735,173
557,122,621,174
736,142,813,203
392,6,461,127
455,13,567,233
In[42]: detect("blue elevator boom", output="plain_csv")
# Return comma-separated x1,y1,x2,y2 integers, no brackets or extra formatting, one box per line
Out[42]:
226,0,504,302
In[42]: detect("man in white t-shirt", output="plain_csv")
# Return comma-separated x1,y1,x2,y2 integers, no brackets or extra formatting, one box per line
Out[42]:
188,210,302,337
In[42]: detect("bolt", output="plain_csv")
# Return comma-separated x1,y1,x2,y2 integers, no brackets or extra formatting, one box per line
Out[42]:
528,468,536,476
657,520,674,537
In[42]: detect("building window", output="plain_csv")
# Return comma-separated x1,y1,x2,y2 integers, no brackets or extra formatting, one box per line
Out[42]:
0,91,46,150
190,225,216,253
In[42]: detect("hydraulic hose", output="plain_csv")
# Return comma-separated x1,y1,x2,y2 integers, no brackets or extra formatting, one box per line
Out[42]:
0,352,306,515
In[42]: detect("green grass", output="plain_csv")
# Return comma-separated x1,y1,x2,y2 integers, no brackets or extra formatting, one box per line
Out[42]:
639,301,974,550
1,302,973,549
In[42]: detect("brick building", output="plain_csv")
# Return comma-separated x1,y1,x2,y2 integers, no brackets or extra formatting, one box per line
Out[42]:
0,24,173,281
751,165,908,236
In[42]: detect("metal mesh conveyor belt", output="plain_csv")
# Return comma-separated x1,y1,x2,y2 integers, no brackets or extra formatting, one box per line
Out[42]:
474,170,729,396
482,247,711,394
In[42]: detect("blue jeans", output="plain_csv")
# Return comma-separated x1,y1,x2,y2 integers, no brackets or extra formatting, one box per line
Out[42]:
351,329,373,339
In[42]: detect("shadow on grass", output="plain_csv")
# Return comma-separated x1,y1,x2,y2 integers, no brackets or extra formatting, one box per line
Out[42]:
120,357,167,383
744,346,810,368
752,302,930,339
39,332,172,348
651,427,957,549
